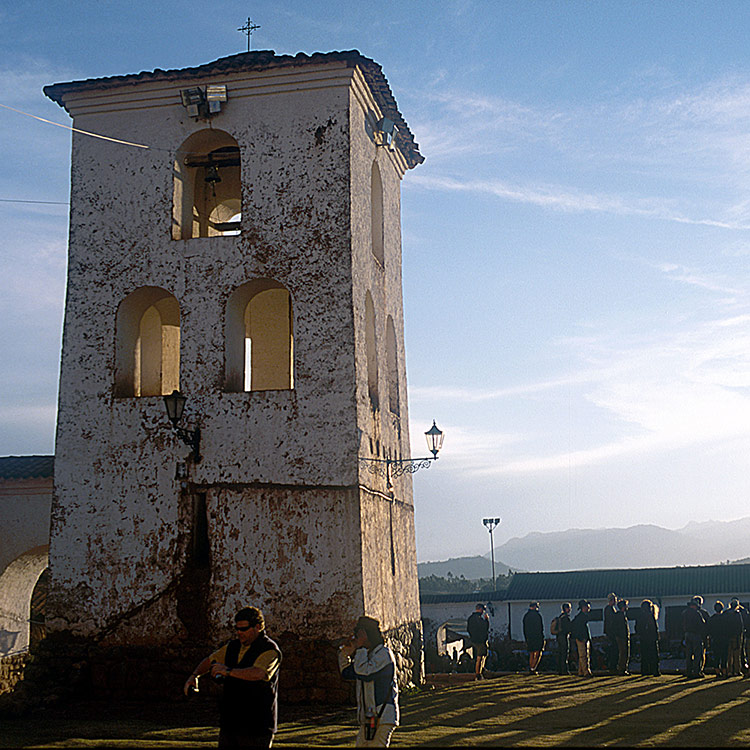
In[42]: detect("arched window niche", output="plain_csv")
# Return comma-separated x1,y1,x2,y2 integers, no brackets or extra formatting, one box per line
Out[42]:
371,161,384,265
173,129,241,240
365,291,379,409
225,279,294,393
386,315,400,416
115,287,180,397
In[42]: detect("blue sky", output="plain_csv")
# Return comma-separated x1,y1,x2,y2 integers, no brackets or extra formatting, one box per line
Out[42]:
3,1,750,561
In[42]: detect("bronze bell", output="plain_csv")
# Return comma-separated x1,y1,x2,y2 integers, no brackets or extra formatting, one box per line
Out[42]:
204,164,221,184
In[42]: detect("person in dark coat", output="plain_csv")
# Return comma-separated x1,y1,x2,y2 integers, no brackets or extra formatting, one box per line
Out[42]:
467,603,490,680
636,599,660,676
612,599,631,675
571,600,592,677
725,598,744,676
708,601,729,678
603,593,618,674
522,602,545,674
682,595,709,678
554,602,573,675
738,601,750,676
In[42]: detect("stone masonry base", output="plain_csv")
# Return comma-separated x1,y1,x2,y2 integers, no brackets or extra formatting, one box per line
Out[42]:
4,620,423,707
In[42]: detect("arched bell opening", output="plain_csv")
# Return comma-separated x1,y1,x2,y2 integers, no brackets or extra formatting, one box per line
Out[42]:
173,131,242,239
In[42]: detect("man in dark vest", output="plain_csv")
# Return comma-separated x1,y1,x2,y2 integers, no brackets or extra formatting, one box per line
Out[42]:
184,606,281,748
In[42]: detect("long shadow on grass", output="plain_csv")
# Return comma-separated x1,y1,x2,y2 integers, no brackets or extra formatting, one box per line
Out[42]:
397,675,750,747
565,678,750,747
670,681,750,747
396,676,653,747
512,677,750,747
402,675,661,731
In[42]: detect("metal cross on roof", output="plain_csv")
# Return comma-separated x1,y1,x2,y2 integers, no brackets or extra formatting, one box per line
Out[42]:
238,17,261,52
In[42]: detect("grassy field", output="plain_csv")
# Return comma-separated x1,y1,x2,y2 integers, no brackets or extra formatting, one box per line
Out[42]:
3,673,750,747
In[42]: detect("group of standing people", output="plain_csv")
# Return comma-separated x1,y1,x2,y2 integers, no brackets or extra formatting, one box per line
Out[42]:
534,596,660,678
468,594,662,678
476,592,748,679
684,595,749,679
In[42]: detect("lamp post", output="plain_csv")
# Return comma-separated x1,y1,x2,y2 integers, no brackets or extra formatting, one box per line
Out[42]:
483,517,501,591
358,421,444,488
163,389,201,463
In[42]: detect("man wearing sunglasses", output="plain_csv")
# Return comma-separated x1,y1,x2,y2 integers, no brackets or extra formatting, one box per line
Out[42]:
184,606,281,748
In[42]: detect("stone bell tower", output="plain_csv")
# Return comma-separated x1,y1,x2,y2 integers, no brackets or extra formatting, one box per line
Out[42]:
43,51,425,700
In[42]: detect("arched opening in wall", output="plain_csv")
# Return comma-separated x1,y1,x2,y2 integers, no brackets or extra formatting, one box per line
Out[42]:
225,279,294,392
371,161,384,265
115,287,180,397
173,130,241,239
0,546,48,656
365,292,379,409
29,567,48,648
386,315,400,416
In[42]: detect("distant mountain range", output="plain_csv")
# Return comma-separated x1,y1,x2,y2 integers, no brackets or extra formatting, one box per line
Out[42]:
418,518,750,578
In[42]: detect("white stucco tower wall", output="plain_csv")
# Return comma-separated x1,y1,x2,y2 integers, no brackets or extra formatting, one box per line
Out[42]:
43,51,424,700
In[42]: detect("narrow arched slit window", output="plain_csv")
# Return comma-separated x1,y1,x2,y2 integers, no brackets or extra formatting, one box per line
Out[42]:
115,287,180,397
365,291,379,409
173,129,241,239
371,161,384,265
386,315,400,416
225,279,294,392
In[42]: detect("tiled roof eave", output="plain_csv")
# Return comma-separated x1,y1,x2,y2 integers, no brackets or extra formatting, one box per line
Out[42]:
0,455,54,480
505,564,750,601
43,50,424,169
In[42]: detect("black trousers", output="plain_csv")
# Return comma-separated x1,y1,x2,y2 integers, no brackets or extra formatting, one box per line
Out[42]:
556,636,570,674
606,635,619,672
640,638,660,676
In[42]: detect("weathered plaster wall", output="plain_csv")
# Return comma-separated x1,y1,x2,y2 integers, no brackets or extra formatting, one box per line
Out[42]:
0,546,48,655
347,74,422,682
47,56,424,696
207,486,364,638
51,64,360,641
0,479,52,573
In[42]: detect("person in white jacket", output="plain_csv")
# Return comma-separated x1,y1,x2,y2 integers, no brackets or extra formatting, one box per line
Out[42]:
338,616,399,747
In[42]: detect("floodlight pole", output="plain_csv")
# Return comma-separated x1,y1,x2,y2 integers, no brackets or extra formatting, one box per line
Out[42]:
483,517,501,590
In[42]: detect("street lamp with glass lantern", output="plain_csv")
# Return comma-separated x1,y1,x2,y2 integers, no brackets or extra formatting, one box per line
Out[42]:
359,421,444,576
358,421,444,487
163,389,201,463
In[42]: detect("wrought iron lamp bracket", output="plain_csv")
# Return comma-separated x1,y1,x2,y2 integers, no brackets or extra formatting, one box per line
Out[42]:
358,455,436,484
172,425,201,463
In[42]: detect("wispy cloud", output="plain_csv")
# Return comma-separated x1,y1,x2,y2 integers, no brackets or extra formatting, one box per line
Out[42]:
409,419,521,474
656,263,743,296
406,74,750,229
407,173,750,229
414,309,750,477
410,370,602,403
0,57,77,109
